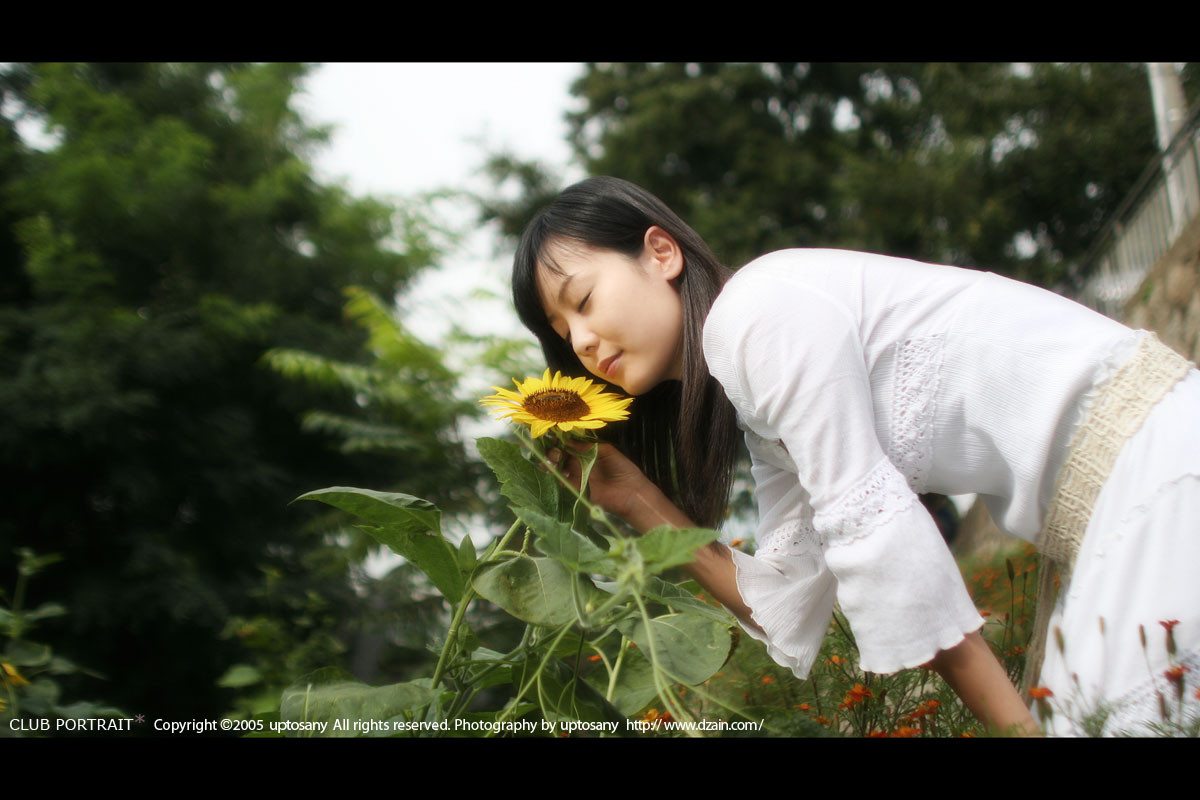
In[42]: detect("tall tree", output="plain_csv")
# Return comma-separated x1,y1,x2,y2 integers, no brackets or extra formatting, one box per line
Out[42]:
485,63,1190,290
0,63,471,719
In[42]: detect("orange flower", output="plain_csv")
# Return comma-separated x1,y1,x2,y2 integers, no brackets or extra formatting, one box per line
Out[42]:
839,683,873,709
1164,665,1188,681
730,539,745,548
1029,687,1054,699
924,699,941,710
893,726,921,737
797,703,812,711
587,654,603,662
814,715,831,726
980,610,992,617
761,676,775,685
866,730,888,738
826,655,846,665
848,683,873,701
1161,620,1181,658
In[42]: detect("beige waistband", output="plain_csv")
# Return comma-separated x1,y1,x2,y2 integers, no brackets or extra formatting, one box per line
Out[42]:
1024,332,1193,699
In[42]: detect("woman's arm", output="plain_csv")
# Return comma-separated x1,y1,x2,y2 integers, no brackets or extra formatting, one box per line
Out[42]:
930,632,1040,736
560,442,1038,735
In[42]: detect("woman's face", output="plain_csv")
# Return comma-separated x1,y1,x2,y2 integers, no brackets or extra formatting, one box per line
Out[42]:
537,228,685,396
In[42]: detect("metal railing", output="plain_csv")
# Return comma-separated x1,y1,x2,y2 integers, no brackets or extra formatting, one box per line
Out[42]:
1073,96,1200,318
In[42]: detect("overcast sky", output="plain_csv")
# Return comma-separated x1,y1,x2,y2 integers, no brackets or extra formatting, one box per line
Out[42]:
298,63,583,199
297,63,585,350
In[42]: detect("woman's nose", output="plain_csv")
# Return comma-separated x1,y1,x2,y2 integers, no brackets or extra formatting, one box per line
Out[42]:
570,322,599,356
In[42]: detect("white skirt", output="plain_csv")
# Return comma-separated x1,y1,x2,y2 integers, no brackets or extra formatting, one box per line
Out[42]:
1039,369,1200,736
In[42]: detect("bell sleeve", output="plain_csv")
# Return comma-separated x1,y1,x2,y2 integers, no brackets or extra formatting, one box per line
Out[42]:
704,271,983,675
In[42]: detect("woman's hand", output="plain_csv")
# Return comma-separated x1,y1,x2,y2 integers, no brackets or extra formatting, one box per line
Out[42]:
549,442,689,534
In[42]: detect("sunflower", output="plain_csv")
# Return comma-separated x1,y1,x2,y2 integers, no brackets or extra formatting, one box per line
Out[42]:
481,368,633,438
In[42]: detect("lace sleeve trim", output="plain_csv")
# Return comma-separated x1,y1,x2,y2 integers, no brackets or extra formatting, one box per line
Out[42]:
757,511,825,558
815,458,918,547
887,335,944,492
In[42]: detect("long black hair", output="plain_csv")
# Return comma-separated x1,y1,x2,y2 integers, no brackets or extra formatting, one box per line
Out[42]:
512,177,740,529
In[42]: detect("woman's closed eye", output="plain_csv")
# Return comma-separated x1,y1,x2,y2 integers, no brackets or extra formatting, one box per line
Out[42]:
558,293,590,343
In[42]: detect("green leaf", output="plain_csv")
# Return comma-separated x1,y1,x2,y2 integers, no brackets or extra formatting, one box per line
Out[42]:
293,486,442,535
217,663,263,688
616,613,731,685
25,602,68,623
639,576,735,625
15,549,64,578
472,556,578,627
46,654,103,678
5,639,52,667
55,701,129,720
358,525,463,604
636,526,721,573
514,506,613,574
280,668,437,737
21,677,60,715
477,438,559,516
585,643,659,717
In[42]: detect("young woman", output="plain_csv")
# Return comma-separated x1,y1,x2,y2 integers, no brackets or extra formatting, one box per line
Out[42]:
513,176,1200,736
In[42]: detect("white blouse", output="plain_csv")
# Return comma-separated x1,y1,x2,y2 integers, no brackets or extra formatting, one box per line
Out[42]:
701,249,1137,676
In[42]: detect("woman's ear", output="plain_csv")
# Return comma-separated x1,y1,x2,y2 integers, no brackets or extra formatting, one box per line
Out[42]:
643,226,684,280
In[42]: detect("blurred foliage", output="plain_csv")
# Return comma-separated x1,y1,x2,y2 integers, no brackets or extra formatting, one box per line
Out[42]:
2,550,127,736
480,62,1196,290
0,62,477,721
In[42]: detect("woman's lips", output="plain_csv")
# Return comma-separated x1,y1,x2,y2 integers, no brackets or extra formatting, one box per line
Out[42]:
599,353,621,378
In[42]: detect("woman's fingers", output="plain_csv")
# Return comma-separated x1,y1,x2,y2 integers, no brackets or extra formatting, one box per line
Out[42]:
538,446,583,488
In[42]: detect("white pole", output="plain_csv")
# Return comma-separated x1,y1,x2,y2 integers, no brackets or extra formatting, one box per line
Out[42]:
1146,62,1190,238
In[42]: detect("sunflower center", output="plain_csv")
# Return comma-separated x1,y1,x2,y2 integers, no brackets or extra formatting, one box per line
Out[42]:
523,389,591,422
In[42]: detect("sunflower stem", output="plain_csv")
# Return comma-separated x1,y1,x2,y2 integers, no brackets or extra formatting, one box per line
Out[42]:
430,519,522,692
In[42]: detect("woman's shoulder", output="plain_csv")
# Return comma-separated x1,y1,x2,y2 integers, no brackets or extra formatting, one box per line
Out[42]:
710,249,861,321
734,247,865,277
703,250,866,360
